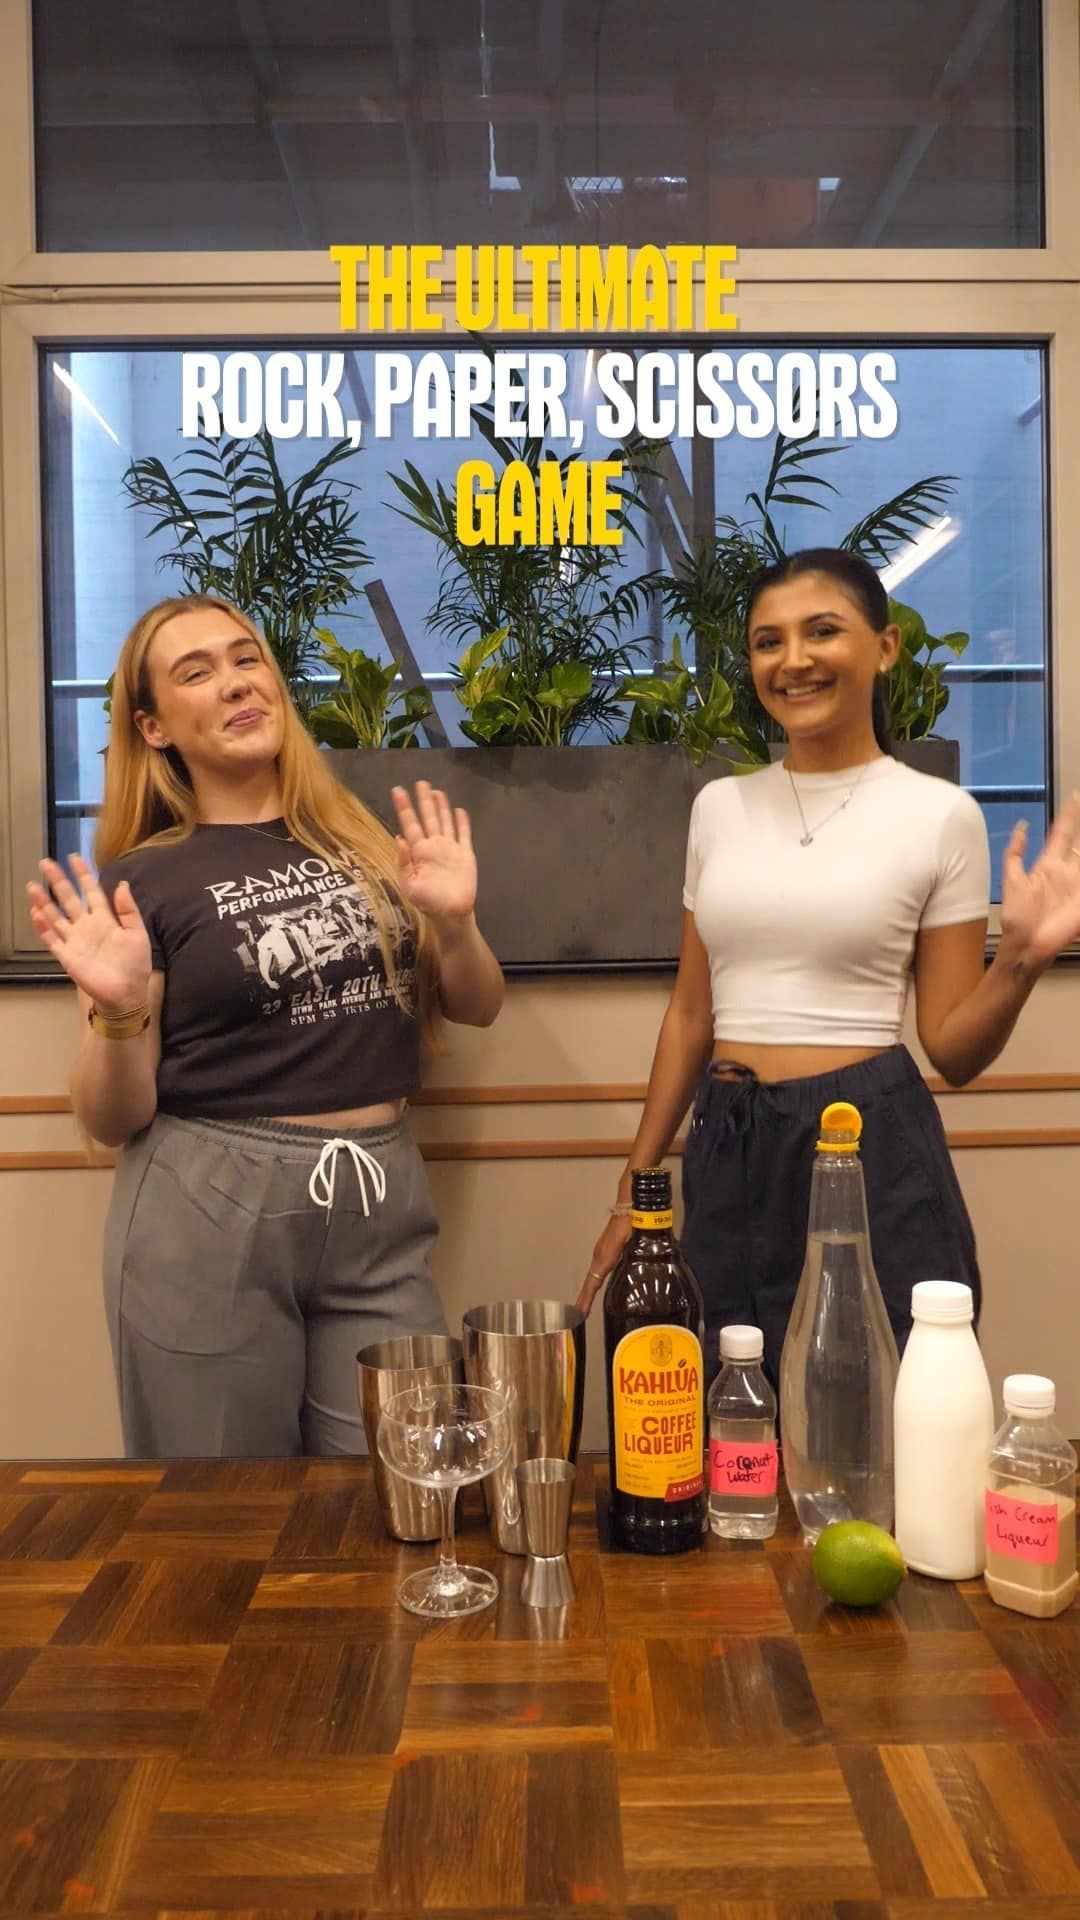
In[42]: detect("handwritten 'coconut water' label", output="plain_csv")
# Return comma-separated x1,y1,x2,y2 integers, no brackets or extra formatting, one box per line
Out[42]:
985,1489,1059,1565
709,1439,778,1497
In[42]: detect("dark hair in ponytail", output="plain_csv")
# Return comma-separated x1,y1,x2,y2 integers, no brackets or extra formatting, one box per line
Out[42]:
746,546,895,756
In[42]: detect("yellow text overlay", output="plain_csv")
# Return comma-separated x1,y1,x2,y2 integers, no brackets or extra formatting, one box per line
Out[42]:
330,244,737,333
455,458,625,547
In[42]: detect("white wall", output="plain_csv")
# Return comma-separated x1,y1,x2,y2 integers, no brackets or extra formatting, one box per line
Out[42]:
2,969,1079,1459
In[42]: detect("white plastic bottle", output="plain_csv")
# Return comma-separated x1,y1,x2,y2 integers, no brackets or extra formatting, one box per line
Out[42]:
893,1280,994,1578
707,1325,778,1540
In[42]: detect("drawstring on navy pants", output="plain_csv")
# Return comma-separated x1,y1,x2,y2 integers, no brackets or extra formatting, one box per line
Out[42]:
709,1059,761,1136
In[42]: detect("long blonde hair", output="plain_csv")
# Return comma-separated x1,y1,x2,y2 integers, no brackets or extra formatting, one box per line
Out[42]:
95,593,438,1037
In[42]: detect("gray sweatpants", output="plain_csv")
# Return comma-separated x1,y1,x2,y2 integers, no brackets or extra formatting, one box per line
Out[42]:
103,1112,448,1459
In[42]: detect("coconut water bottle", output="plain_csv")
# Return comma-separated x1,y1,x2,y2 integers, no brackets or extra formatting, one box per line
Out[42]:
707,1324,778,1540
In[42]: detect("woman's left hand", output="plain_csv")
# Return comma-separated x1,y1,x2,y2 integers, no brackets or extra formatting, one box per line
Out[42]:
391,782,478,922
1000,791,1080,968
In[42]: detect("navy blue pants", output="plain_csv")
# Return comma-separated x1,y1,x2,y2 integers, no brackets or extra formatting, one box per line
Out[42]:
681,1044,981,1393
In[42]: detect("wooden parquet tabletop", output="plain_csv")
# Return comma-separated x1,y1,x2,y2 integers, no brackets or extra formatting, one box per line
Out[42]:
0,1452,1077,1919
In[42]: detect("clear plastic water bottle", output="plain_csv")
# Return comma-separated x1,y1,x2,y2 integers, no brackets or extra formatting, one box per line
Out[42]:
707,1324,778,1539
779,1101,899,1545
985,1375,1078,1619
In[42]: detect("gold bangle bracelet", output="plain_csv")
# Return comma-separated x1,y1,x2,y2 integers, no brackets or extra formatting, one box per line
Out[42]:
88,1003,151,1040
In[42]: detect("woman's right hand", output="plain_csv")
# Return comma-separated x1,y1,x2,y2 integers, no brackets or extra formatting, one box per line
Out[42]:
27,856,152,1011
577,1211,633,1317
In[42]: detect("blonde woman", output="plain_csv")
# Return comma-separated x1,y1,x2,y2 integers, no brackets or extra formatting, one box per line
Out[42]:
28,595,503,1458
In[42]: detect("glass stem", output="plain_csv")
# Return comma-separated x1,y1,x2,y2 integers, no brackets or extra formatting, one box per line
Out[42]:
437,1484,459,1588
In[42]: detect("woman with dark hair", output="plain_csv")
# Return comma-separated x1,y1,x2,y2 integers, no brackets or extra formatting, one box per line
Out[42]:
580,547,1080,1383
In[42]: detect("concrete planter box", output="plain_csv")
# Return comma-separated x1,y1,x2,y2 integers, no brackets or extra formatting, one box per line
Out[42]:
331,737,960,971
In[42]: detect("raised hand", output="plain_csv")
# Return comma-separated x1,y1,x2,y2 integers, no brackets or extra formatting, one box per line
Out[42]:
391,782,478,923
1001,792,1080,970
27,855,153,1011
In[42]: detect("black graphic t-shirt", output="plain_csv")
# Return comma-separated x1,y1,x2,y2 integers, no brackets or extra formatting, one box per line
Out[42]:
98,823,421,1119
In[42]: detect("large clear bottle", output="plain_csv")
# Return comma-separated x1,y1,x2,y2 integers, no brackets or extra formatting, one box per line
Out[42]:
779,1101,899,1545
707,1324,778,1540
985,1374,1078,1619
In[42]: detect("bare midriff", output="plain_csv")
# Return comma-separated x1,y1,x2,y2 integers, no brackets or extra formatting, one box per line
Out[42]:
711,1040,891,1084
278,1098,407,1128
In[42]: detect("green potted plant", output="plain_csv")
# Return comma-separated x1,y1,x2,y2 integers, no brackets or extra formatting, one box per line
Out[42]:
653,424,969,776
307,632,433,750
387,407,658,743
122,429,369,714
120,409,971,968
333,411,969,964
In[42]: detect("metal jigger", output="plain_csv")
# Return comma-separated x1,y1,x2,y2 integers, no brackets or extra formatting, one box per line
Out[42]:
517,1458,576,1607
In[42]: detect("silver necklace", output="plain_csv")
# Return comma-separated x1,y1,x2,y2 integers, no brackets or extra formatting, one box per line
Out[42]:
240,820,291,843
201,817,291,841
786,759,875,847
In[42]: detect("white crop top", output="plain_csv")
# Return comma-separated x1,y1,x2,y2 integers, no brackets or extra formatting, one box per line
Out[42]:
683,757,991,1047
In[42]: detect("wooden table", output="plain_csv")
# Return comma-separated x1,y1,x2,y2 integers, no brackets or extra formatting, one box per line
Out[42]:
0,1454,1077,1918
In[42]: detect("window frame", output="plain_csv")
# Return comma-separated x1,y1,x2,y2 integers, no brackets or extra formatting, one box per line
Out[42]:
2,0,1080,968
4,1,1078,282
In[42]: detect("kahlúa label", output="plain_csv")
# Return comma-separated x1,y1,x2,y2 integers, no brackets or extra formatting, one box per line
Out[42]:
612,1325,703,1501
985,1489,1059,1564
709,1439,778,1497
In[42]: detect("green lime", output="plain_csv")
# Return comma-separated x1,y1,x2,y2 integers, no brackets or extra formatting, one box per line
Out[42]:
811,1520,906,1607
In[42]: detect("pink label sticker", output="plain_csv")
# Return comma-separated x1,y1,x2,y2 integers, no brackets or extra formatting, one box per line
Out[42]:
985,1489,1060,1565
709,1439,778,1497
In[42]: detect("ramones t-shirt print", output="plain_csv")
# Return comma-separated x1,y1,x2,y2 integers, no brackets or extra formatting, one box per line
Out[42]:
98,823,422,1120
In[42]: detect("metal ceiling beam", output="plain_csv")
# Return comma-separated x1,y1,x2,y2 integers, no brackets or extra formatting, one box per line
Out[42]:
856,0,1010,244
531,0,566,220
386,0,435,239
235,0,323,242
39,86,1025,133
365,581,450,747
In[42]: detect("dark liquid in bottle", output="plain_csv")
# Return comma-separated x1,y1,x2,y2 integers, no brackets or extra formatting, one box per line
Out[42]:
604,1167,705,1554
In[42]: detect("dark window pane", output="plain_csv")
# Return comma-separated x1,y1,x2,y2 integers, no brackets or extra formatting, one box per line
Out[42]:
33,0,1042,251
41,339,1046,902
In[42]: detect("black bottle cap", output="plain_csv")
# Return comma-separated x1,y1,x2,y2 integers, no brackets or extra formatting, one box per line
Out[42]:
631,1166,672,1213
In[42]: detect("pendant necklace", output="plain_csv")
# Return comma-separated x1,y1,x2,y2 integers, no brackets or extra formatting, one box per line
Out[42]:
201,816,291,843
786,759,875,847
239,820,292,843
240,821,288,844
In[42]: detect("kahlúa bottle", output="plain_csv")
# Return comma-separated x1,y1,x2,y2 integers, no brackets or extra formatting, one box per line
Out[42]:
707,1323,778,1540
779,1101,899,1545
604,1165,705,1554
893,1281,994,1578
984,1374,1078,1618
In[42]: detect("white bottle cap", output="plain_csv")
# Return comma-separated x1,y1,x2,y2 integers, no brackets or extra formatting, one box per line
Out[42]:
720,1324,763,1361
1003,1373,1056,1415
910,1280,974,1324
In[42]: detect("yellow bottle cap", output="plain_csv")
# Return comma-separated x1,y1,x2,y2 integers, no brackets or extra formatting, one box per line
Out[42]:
816,1100,863,1153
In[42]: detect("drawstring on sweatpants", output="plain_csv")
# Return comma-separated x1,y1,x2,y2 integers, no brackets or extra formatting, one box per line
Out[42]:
308,1137,388,1214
